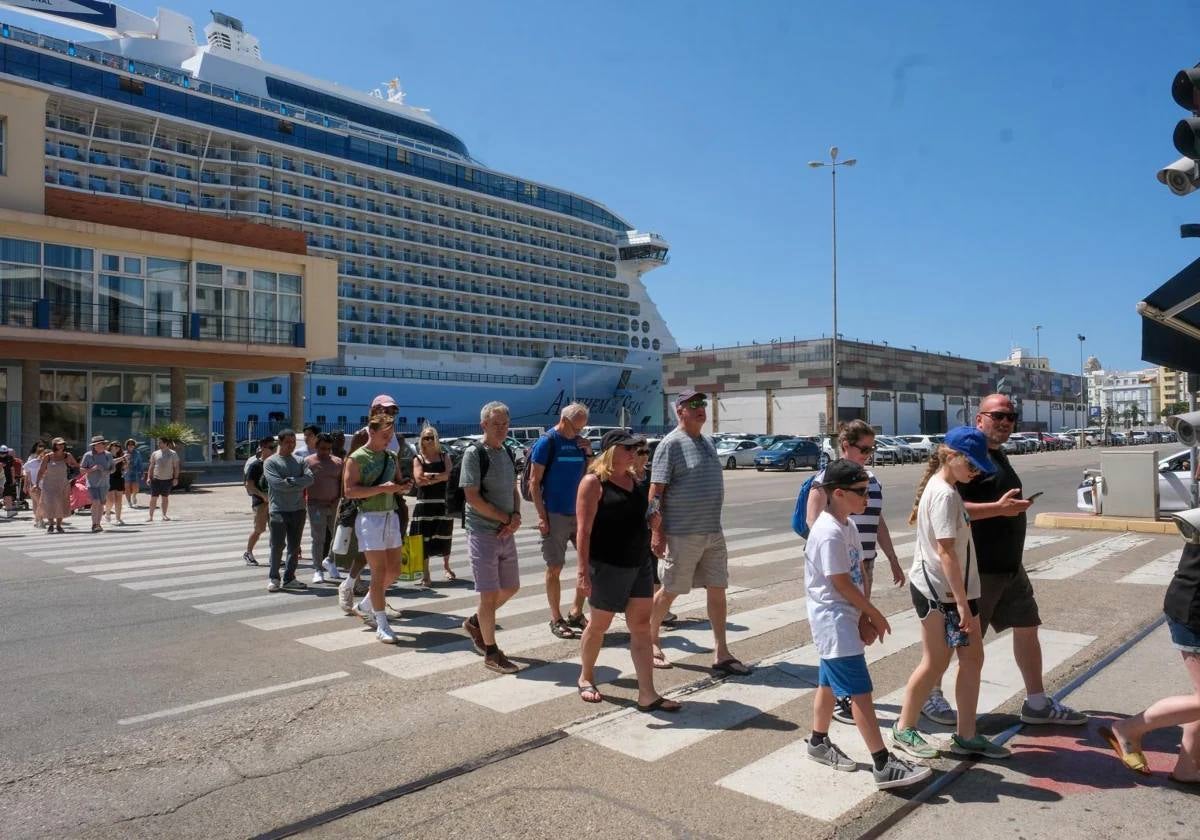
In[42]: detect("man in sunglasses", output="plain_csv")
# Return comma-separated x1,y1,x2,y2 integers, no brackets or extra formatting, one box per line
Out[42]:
924,393,1086,727
648,390,750,676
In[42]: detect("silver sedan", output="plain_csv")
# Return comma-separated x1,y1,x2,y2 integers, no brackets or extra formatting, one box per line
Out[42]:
716,439,763,469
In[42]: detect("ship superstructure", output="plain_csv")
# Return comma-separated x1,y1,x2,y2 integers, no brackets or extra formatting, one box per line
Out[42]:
0,1,675,427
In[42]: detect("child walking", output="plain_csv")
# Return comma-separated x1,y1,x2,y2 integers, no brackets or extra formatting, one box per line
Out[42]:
804,459,932,789
891,426,1011,760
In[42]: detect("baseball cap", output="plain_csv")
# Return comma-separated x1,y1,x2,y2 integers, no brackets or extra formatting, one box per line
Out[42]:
674,389,706,408
944,426,996,475
370,394,398,409
817,458,870,489
0,445,9,454
600,429,647,451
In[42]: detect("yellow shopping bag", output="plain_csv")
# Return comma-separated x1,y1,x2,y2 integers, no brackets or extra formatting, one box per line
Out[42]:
399,534,425,582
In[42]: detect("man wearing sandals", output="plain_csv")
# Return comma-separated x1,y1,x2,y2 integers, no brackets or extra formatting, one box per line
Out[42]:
647,390,750,677
529,402,593,640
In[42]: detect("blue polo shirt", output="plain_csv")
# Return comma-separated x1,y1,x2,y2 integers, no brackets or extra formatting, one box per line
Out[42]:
529,428,588,516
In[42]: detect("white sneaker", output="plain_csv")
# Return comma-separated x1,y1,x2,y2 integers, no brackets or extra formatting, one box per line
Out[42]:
375,621,396,643
266,580,281,592
311,570,326,585
322,557,343,581
338,579,355,613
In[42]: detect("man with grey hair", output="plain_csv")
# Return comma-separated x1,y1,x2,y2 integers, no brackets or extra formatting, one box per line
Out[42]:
648,390,749,676
460,401,523,673
529,402,593,639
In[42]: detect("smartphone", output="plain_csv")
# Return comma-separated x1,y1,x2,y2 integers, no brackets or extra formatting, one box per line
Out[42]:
1025,491,1044,502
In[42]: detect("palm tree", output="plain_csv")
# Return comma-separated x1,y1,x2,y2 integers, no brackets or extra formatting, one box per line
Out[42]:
1124,402,1143,429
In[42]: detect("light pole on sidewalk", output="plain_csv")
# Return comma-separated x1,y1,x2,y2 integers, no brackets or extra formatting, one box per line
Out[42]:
1077,333,1087,445
809,147,856,436
1033,324,1042,431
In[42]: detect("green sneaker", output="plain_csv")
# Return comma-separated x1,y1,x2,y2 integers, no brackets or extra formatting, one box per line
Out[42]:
891,724,939,759
950,734,1011,759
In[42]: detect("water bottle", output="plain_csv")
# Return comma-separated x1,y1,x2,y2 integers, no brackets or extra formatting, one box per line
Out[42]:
332,522,352,555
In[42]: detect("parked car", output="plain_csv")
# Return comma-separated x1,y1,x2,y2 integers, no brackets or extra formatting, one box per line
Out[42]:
1077,448,1198,513
878,436,916,463
873,438,902,465
754,438,821,472
1109,431,1127,446
1129,431,1150,445
754,434,794,448
1000,438,1021,455
898,435,939,458
1010,433,1041,453
716,438,762,469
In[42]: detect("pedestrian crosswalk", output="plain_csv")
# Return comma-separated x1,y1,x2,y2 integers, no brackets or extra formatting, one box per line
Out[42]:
1,515,1181,825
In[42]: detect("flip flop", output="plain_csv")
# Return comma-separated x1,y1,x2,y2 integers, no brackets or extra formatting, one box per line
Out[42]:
652,651,673,669
578,683,603,703
1098,725,1150,775
712,658,752,677
637,696,682,713
443,570,458,582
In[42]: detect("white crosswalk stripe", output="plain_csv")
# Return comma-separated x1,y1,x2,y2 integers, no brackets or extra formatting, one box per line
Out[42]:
1117,550,1180,585
1026,533,1154,580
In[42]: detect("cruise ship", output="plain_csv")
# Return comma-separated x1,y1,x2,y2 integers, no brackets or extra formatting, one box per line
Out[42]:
0,1,675,431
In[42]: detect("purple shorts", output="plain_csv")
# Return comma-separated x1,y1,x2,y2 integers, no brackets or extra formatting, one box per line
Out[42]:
468,530,520,593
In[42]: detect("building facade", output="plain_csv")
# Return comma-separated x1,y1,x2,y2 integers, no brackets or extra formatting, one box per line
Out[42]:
664,339,1085,435
1,77,337,460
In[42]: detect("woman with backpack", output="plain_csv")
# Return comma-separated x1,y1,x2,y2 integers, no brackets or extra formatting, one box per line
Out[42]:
411,425,456,585
804,419,905,723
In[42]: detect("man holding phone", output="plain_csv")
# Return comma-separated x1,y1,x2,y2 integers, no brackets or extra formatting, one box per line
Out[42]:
923,393,1087,727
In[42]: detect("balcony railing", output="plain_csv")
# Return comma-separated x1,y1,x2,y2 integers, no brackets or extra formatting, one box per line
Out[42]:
0,296,304,347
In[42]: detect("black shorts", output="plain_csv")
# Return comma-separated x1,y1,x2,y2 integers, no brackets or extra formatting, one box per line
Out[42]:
978,568,1041,635
588,559,654,613
150,478,173,497
910,582,979,619
2,483,15,499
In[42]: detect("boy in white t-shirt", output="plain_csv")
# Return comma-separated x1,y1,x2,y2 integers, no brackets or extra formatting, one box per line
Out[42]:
804,459,932,790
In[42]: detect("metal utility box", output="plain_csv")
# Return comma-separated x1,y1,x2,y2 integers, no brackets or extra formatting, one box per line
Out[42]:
1099,448,1160,518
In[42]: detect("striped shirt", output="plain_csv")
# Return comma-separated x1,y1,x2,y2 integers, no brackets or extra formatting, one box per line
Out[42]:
651,427,724,535
816,468,883,561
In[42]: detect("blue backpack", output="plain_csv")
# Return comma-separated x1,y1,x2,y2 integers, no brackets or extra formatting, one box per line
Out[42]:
792,475,817,538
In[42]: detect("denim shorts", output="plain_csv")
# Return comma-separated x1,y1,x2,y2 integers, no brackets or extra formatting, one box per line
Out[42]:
1167,617,1200,653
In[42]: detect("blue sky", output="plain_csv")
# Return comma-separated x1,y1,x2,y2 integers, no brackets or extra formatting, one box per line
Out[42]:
8,0,1200,374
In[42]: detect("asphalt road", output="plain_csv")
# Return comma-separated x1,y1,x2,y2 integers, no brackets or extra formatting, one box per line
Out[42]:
0,445,1184,839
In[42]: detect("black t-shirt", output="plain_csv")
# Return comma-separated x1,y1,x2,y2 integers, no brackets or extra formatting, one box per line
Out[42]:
1165,543,1200,632
246,459,267,508
957,447,1025,575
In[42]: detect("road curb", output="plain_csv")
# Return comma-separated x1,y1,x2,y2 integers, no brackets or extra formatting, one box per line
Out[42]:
1034,512,1177,534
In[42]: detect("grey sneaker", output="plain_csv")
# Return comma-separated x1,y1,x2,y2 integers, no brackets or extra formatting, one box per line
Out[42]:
890,725,939,759
832,695,855,725
806,738,856,772
950,734,1011,759
873,754,933,790
1020,697,1087,726
281,578,307,591
921,688,957,726
266,580,281,592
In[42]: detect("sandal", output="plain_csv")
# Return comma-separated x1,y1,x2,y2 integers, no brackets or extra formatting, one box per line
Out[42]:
1098,725,1150,775
637,696,682,713
578,683,603,703
713,658,752,677
550,619,577,639
566,611,588,631
652,650,673,669
443,569,458,582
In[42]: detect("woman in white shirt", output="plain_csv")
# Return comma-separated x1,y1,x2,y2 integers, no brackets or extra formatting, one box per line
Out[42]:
890,426,1012,762
22,442,46,528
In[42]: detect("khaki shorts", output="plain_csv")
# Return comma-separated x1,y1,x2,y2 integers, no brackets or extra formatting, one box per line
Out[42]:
540,512,576,568
661,532,729,594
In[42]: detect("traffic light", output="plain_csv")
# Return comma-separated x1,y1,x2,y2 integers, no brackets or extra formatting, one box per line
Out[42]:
1160,65,1200,194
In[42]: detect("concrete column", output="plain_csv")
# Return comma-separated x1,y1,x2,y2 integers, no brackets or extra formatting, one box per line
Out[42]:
169,367,186,425
289,372,304,429
20,359,39,454
765,388,774,435
222,380,236,461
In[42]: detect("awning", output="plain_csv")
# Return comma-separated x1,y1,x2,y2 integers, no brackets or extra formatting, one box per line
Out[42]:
1138,256,1200,379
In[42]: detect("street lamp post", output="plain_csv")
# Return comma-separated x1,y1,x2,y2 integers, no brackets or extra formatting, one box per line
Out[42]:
1033,325,1042,431
1077,333,1087,446
809,147,856,437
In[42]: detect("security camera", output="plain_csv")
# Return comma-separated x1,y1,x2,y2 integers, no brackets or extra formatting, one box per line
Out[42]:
1167,410,1200,446
1170,507,1200,543
1157,157,1200,196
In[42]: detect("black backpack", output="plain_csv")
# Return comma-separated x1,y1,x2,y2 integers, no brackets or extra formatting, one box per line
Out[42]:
448,441,515,523
518,433,556,503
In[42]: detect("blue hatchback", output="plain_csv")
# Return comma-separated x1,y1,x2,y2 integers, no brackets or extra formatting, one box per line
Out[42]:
754,439,821,472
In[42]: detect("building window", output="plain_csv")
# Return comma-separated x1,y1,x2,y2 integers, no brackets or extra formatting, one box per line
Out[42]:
316,385,327,396
271,383,282,395
247,414,259,423
315,414,326,424
337,415,347,426
247,382,259,394
0,117,5,175
337,386,348,397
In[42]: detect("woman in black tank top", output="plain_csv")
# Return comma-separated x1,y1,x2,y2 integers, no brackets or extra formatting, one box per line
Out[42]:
574,431,681,713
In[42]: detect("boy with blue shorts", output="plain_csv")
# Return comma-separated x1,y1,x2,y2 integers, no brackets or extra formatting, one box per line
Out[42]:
804,459,932,790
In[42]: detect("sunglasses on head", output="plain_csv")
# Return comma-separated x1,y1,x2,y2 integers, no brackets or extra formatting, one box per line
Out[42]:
982,411,1018,423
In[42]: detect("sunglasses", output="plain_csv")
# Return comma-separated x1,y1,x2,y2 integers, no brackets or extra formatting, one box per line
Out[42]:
682,399,707,410
851,443,875,455
635,449,649,456
618,444,641,452
981,411,1018,423
421,436,435,441
841,486,870,497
